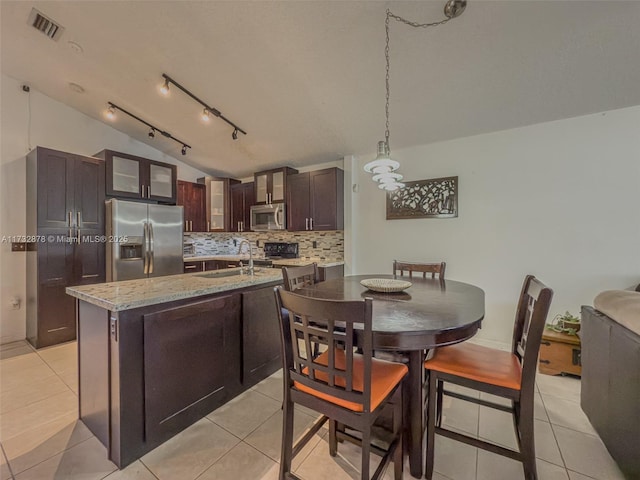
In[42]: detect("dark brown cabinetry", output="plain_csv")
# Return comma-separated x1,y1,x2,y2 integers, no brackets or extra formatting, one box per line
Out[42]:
254,167,298,205
242,286,282,386
183,259,242,273
177,180,206,232
27,147,105,348
197,176,239,231
230,182,255,232
77,281,280,468
287,167,344,231
95,149,177,204
143,295,241,443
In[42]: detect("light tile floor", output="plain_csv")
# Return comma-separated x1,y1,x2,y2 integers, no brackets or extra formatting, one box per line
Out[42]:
0,340,627,480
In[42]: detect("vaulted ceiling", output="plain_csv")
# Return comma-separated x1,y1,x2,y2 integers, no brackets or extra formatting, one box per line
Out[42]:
2,1,639,177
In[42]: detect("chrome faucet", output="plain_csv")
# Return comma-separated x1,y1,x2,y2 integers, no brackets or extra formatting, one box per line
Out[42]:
237,240,254,275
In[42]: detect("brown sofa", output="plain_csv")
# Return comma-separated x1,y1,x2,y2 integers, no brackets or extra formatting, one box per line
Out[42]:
581,290,640,479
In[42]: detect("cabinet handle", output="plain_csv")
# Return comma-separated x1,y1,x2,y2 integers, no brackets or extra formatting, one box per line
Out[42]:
68,211,73,238
141,184,145,198
190,221,193,231
147,186,151,198
305,218,309,231
185,265,197,269
310,218,314,230
241,221,244,232
207,221,210,231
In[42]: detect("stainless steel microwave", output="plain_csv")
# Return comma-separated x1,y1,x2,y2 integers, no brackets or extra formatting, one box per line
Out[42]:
250,203,286,231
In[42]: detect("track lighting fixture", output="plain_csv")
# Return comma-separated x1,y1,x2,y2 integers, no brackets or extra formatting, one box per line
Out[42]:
160,78,170,96
105,105,116,120
106,102,191,155
160,73,247,140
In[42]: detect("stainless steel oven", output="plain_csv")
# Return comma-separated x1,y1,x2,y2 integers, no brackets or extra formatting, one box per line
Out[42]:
250,203,286,231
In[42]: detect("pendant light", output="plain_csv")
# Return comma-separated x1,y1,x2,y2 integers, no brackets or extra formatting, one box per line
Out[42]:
366,0,467,191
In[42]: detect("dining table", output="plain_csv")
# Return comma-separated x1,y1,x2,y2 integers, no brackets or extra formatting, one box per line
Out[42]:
297,274,485,478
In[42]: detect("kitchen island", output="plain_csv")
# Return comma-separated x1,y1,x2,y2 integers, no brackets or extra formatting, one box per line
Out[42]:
66,267,283,468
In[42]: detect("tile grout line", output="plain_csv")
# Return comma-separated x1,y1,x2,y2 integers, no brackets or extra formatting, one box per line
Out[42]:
538,390,571,477
0,442,16,480
7,435,97,478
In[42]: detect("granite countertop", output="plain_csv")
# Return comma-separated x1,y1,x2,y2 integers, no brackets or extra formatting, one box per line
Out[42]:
184,254,255,263
184,255,344,268
66,267,282,312
269,258,344,268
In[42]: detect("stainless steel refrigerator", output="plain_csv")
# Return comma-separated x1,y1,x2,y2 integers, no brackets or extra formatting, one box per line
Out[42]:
106,199,184,282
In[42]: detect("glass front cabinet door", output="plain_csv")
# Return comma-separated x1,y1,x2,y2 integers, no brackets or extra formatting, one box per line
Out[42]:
98,150,177,204
253,167,298,205
199,176,239,231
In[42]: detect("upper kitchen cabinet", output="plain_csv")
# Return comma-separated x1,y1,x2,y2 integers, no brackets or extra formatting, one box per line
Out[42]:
177,180,206,232
254,167,298,205
198,176,239,231
230,182,255,232
287,167,344,231
26,147,106,348
95,149,177,204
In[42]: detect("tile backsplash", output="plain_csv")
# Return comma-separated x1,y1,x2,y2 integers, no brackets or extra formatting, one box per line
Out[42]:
184,231,344,260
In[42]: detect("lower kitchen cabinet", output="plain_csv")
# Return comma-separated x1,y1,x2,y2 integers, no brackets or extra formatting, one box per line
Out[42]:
142,295,241,443
77,280,281,468
242,286,282,387
318,264,344,281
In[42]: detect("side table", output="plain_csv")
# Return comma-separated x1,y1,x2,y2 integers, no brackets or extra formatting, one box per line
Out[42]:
538,329,582,376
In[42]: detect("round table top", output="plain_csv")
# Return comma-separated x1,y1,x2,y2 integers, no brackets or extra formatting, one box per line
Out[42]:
298,275,485,350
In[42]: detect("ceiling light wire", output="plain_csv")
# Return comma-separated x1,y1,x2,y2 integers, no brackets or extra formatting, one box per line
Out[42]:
366,0,466,191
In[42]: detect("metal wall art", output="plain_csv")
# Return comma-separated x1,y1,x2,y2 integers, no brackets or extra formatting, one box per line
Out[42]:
386,176,458,219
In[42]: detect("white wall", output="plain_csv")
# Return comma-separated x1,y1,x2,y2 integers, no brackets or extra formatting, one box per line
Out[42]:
346,106,640,344
0,73,208,344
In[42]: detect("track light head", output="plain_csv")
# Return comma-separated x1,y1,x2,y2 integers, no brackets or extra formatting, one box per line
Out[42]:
181,145,187,155
105,105,116,120
148,128,155,138
201,108,211,122
232,128,238,140
160,78,170,96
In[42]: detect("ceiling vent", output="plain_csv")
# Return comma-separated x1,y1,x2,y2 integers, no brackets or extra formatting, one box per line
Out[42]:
27,8,64,41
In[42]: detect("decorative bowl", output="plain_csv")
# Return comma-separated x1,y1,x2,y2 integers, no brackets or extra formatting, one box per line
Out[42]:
360,278,412,293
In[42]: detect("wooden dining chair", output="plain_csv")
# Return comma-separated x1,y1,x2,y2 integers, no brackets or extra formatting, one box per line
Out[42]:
282,263,319,292
282,264,322,357
274,287,407,480
393,260,446,279
423,275,553,480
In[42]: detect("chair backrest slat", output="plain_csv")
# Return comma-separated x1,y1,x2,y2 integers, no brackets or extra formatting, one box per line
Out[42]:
275,287,374,412
511,275,553,395
282,264,319,291
393,260,446,279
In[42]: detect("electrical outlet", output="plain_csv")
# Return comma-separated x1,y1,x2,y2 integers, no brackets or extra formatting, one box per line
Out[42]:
11,242,27,252
11,297,21,310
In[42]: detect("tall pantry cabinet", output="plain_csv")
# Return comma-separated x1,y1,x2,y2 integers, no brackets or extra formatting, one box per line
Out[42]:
26,147,106,348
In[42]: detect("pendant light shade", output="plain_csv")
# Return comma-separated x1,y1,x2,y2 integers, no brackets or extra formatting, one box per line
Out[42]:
364,141,400,174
